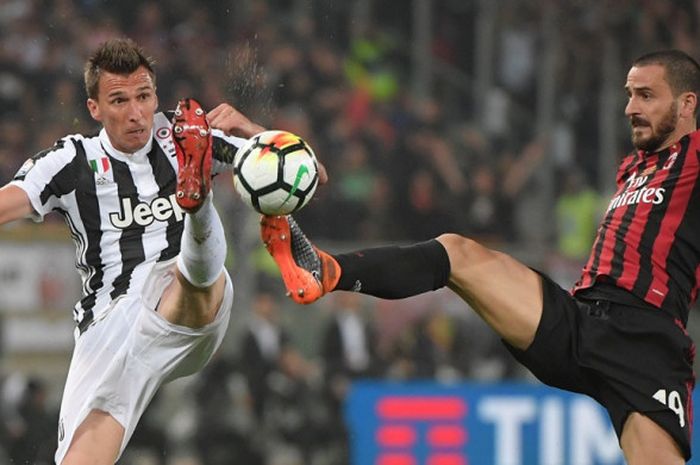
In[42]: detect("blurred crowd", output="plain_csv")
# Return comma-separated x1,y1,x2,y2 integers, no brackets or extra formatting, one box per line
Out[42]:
1,0,699,463
1,0,698,246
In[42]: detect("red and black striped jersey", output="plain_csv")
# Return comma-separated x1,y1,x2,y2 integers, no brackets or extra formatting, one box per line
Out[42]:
573,130,700,325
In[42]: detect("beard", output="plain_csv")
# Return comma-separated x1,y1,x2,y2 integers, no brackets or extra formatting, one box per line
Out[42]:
630,101,678,152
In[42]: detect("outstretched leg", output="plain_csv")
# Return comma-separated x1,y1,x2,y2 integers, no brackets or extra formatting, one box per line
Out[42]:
159,97,227,327
158,189,227,327
261,215,542,349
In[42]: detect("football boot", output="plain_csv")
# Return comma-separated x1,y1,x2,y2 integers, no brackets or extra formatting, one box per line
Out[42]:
260,215,341,304
172,98,212,213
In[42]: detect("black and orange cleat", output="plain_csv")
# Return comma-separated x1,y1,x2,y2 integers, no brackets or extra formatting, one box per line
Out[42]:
260,215,341,304
172,98,212,213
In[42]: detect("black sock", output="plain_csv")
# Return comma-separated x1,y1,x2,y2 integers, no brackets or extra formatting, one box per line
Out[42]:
333,239,450,298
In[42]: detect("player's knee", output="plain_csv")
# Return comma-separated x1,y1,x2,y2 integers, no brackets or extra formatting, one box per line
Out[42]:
176,254,224,289
160,272,226,328
176,267,223,293
436,233,482,269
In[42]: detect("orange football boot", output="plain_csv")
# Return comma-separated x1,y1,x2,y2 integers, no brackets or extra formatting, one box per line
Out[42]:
260,215,341,304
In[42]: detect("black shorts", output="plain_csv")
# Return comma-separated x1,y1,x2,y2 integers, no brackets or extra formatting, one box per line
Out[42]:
505,272,696,460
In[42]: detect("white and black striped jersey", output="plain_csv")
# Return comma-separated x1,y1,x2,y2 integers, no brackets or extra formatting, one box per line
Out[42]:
10,111,245,332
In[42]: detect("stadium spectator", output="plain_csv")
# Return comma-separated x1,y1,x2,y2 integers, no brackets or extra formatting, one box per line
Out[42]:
240,290,294,421
319,292,384,465
4,377,56,465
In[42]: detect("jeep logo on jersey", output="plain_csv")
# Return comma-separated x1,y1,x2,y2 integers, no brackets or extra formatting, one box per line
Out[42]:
109,194,184,229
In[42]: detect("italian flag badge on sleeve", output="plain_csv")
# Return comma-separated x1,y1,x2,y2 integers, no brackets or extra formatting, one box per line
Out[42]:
90,157,111,175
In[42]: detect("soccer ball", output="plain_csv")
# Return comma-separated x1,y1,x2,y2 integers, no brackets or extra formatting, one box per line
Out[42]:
233,130,319,215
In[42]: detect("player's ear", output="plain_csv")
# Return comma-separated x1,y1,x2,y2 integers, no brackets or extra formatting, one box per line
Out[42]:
680,92,697,117
86,98,102,122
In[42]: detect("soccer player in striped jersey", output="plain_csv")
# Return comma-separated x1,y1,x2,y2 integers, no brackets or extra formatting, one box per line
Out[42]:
0,38,265,465
262,50,700,464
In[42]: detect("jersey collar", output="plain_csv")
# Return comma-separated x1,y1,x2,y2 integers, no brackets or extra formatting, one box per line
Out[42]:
99,128,154,163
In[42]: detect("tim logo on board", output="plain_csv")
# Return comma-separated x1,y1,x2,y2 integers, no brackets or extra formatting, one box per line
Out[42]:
346,382,667,465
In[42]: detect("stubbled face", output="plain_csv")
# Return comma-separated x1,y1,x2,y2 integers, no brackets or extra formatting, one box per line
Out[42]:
624,64,680,152
86,66,157,153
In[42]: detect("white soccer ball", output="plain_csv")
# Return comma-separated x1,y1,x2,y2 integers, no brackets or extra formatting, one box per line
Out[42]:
233,130,319,215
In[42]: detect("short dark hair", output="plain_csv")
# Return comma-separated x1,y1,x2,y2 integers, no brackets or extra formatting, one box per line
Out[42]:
633,50,700,101
84,38,156,99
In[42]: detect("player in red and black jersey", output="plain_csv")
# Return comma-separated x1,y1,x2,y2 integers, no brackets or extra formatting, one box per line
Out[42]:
262,50,700,464
573,121,700,325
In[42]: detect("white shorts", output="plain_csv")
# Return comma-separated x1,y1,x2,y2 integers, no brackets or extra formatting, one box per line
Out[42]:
54,260,233,464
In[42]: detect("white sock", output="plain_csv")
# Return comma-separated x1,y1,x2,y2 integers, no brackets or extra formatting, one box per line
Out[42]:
176,194,227,288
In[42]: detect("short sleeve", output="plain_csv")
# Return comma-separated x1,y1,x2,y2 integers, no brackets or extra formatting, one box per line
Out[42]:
9,137,78,222
211,130,247,175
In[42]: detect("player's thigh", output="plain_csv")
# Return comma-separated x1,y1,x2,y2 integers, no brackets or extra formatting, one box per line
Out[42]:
620,412,685,465
61,410,123,465
158,271,226,327
437,233,542,350
141,258,226,328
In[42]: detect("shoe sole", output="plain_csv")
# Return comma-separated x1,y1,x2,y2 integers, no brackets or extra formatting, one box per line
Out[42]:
173,98,212,212
260,215,323,304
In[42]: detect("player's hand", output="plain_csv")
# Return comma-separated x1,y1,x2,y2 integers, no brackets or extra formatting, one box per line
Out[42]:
207,103,265,139
208,103,328,185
